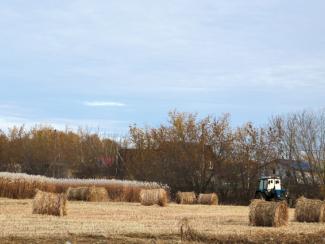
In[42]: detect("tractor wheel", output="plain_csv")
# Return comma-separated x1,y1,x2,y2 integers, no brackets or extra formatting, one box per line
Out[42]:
255,192,265,200
287,198,293,208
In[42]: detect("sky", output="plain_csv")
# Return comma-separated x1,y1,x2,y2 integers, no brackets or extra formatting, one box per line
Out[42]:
0,0,325,136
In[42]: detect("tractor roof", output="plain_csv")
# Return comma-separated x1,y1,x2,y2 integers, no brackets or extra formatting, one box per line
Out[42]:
259,176,281,180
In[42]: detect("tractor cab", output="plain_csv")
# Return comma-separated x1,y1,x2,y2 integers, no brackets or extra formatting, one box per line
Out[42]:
255,176,287,201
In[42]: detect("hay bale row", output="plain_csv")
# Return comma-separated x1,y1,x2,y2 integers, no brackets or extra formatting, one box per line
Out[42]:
176,192,197,204
249,199,288,227
0,172,168,202
67,186,109,202
295,196,325,222
197,193,218,205
140,188,168,207
32,190,67,217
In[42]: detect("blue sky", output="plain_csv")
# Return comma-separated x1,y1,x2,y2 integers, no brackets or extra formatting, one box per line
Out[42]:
1,0,324,135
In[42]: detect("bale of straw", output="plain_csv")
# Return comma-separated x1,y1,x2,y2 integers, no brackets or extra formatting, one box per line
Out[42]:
249,199,264,225
87,186,109,202
197,193,218,205
139,188,168,207
176,192,197,204
67,187,89,201
249,200,288,227
295,196,325,222
32,190,67,216
67,186,108,202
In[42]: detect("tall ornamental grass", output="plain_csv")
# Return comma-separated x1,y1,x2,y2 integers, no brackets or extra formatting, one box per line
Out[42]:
0,172,169,202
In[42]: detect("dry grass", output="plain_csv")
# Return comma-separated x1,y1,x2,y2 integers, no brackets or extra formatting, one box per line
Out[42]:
1,198,325,243
249,200,288,227
295,196,325,223
179,217,200,241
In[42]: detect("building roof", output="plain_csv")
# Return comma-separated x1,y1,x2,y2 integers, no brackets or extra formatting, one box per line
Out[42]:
277,159,311,171
259,176,281,180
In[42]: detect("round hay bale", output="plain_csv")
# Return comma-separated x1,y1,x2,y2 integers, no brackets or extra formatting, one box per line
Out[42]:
32,189,67,216
249,200,288,227
67,186,108,202
197,193,218,205
249,199,264,225
139,188,168,207
176,192,197,204
67,187,88,201
295,196,325,222
87,186,109,202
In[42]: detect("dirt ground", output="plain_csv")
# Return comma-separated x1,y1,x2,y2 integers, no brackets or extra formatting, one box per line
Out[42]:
1,198,325,243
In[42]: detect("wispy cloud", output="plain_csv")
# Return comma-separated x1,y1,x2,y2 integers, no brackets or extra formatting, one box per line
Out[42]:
83,101,126,107
0,104,12,109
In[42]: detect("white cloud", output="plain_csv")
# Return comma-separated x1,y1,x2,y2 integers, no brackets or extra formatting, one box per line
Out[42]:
83,101,126,107
0,104,12,109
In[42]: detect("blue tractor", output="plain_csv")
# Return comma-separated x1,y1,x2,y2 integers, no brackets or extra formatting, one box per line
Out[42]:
254,176,290,204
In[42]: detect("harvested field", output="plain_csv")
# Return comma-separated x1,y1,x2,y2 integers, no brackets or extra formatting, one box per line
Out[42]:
1,198,325,243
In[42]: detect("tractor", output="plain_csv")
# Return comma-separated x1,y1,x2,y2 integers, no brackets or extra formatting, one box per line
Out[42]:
254,176,291,205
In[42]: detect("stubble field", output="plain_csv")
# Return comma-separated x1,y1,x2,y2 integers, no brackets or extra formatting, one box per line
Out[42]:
1,198,325,244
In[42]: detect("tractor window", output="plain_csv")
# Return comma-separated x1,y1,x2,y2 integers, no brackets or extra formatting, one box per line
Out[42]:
259,180,264,191
267,179,275,190
275,180,281,190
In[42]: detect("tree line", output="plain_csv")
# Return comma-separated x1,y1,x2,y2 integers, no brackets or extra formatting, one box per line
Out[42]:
0,109,324,204
0,126,120,178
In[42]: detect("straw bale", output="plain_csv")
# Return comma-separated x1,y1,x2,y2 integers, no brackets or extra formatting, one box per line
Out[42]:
197,193,218,205
140,188,168,207
249,199,264,225
176,192,197,204
67,187,88,201
295,196,325,222
32,190,67,216
249,200,288,227
67,186,108,202
87,186,109,202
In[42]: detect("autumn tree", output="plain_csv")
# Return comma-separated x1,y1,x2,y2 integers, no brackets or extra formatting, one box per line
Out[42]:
269,110,325,185
127,111,232,194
